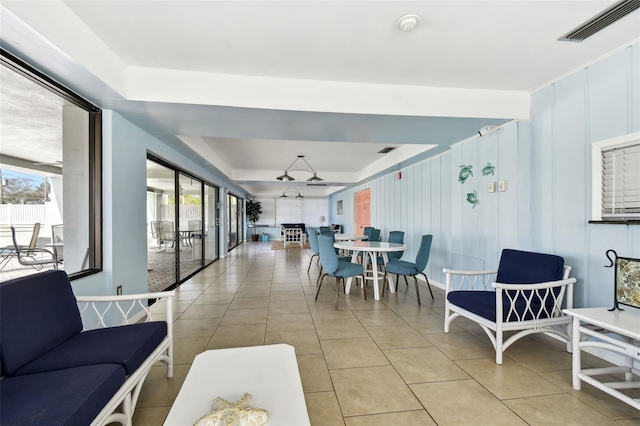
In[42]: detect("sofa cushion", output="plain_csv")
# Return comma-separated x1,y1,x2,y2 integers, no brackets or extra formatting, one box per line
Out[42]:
496,249,565,284
0,270,82,377
447,291,548,322
14,322,167,376
0,364,126,426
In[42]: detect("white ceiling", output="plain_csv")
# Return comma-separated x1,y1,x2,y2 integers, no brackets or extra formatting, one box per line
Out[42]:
1,1,639,197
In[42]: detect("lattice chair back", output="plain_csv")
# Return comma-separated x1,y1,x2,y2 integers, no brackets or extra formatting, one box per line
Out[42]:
318,235,339,275
497,249,567,321
415,235,434,271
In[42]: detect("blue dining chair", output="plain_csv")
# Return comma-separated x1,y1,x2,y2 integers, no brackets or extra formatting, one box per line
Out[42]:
307,226,320,273
357,228,380,264
377,230,405,269
316,231,352,285
382,234,433,306
316,235,365,309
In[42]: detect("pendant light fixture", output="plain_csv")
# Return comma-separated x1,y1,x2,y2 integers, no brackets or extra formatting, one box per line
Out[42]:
276,155,324,182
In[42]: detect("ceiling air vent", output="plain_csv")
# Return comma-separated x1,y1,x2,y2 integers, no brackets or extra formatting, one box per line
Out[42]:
559,0,640,42
378,147,396,154
306,183,326,186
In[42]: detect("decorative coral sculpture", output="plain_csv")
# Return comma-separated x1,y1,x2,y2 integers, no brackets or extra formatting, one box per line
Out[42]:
194,393,269,426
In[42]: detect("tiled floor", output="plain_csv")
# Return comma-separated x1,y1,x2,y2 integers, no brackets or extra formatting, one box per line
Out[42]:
134,242,640,425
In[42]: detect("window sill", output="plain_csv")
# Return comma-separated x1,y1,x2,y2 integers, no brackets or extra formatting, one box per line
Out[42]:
588,220,640,225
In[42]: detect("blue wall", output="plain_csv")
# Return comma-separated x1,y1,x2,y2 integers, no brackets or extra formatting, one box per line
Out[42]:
72,111,249,297
330,43,640,308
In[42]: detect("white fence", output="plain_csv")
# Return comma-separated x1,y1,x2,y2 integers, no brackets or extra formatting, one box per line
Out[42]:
0,204,46,225
160,205,202,228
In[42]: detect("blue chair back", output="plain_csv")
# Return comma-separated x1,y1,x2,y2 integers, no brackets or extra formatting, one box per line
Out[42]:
363,227,374,238
496,249,564,284
369,228,381,242
307,227,319,255
387,231,405,260
318,235,339,274
319,226,331,233
415,235,433,271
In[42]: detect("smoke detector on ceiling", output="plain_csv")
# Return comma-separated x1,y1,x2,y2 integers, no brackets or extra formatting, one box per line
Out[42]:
396,14,421,32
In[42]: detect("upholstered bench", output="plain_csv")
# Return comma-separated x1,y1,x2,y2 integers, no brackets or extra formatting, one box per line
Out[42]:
0,270,174,425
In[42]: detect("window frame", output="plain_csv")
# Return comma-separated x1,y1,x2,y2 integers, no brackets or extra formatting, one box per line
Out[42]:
0,49,103,278
591,132,640,223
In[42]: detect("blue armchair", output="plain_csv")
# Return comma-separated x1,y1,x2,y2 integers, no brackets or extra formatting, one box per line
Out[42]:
443,249,577,364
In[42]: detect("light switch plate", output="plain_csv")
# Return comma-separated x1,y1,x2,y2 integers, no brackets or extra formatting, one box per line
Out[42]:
488,182,496,193
498,180,507,192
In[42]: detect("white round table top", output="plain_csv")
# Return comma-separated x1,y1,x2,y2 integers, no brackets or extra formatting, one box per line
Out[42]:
333,241,406,252
333,233,369,241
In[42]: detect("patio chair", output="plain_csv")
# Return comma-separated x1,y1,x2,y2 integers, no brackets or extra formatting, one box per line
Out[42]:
51,224,64,262
443,249,577,364
158,221,177,251
10,224,58,271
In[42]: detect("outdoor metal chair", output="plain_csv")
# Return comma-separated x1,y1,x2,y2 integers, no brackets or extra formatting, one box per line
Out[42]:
10,224,58,271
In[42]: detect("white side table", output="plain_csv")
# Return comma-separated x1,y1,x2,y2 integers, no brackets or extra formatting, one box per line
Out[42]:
564,307,640,410
164,344,309,425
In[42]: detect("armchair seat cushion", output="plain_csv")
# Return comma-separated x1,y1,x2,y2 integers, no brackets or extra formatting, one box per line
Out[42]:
14,322,167,376
385,260,418,276
1,364,126,426
447,290,549,323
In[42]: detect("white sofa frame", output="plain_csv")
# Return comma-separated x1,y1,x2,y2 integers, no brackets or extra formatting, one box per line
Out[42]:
443,266,576,364
75,291,174,426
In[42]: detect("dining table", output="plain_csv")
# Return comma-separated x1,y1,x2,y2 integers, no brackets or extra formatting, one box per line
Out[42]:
333,241,406,301
333,233,369,241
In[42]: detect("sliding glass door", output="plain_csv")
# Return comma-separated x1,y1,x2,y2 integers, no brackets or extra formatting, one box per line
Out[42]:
227,193,242,251
146,156,219,291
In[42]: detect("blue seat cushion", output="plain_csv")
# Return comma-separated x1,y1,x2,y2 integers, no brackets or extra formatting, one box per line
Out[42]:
15,322,167,376
447,291,548,322
385,260,418,276
0,270,83,377
334,261,363,278
1,364,126,426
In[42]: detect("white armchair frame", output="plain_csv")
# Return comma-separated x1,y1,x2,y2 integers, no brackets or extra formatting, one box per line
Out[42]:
444,266,576,364
75,291,174,426
282,227,305,248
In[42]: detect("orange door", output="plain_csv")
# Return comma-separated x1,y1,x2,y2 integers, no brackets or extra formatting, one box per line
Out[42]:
354,188,371,234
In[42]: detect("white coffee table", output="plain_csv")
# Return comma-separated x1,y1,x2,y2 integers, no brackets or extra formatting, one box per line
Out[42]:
163,344,310,425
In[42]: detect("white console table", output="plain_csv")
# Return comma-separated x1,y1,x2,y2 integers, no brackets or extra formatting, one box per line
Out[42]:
564,307,640,410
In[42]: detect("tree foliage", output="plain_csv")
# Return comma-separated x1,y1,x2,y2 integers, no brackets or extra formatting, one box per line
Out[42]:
1,177,50,204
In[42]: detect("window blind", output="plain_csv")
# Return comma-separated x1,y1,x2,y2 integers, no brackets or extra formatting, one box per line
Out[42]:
601,142,640,218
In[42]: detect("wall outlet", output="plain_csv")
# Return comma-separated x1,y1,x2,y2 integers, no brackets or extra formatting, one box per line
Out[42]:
488,182,496,193
498,180,507,192
116,285,123,295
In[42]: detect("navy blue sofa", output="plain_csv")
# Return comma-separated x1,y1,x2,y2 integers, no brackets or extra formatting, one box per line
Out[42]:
0,270,174,425
443,249,577,364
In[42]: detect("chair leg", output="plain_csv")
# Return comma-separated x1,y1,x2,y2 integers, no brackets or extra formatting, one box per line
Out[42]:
361,275,367,301
316,265,324,285
315,274,328,300
395,274,400,292
421,273,434,299
404,276,409,287
413,276,421,306
335,277,341,310
382,271,388,297
307,253,318,273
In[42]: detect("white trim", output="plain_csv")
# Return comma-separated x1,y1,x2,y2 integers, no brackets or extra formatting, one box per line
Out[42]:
591,132,640,220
